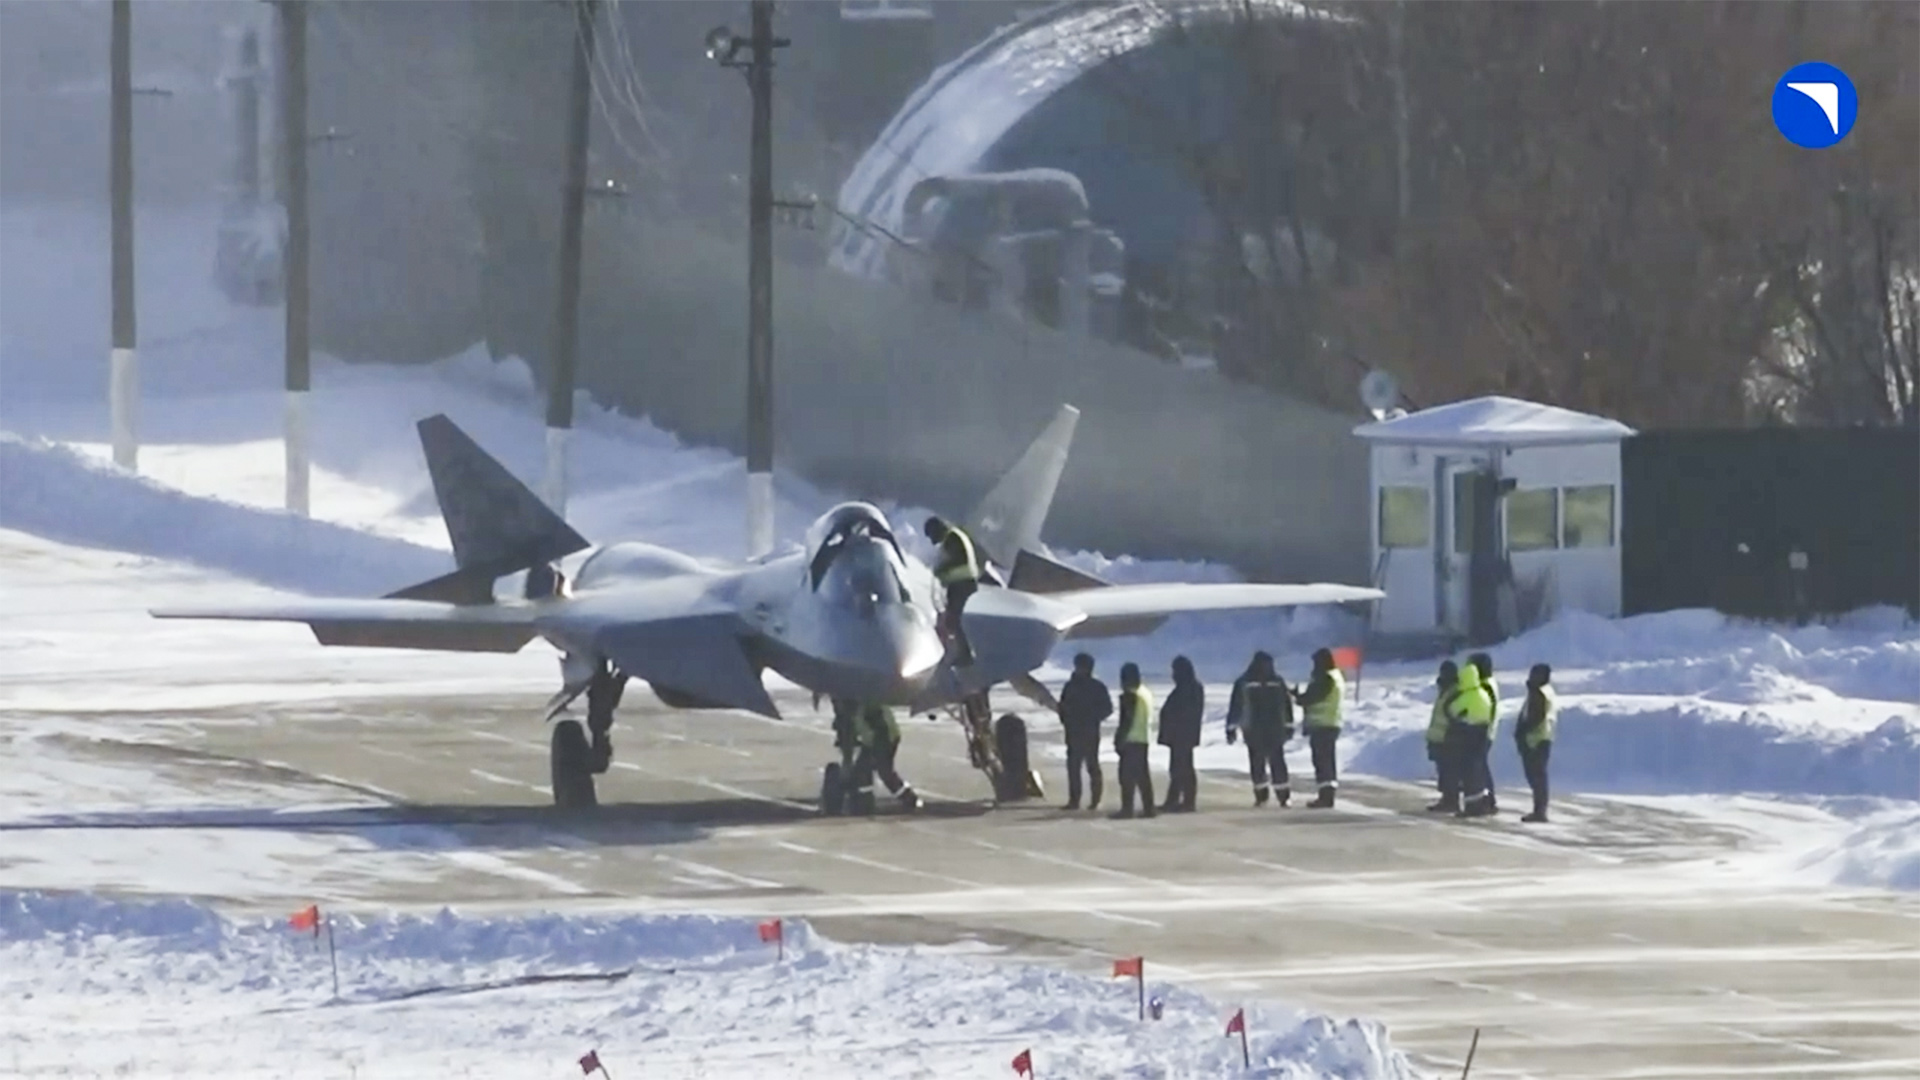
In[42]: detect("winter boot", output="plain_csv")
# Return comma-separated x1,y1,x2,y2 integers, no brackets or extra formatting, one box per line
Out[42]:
897,787,922,811
1253,787,1270,808
1308,790,1335,809
1276,786,1291,808
1521,810,1548,824
1427,797,1459,814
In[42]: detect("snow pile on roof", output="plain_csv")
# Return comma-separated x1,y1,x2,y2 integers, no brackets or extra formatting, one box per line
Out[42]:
1796,805,1920,891
0,889,1421,1079
830,0,1319,280
1352,395,1636,447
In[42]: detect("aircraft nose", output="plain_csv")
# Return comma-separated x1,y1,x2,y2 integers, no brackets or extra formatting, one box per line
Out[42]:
887,614,945,681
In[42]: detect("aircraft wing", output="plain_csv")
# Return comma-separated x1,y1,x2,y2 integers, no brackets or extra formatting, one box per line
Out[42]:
151,596,541,652
1046,582,1385,638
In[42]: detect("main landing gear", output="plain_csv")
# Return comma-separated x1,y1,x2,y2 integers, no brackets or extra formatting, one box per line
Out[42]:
551,660,622,810
943,692,1044,805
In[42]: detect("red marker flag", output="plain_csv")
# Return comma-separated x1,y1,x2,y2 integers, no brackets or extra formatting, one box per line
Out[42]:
1111,956,1142,978
758,918,783,943
1226,1007,1250,1068
1011,1048,1033,1077
1331,646,1364,700
289,904,320,936
578,1049,601,1075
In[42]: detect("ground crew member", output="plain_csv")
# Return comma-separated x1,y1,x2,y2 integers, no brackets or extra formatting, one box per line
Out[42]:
1426,660,1460,813
923,515,981,665
1056,652,1112,810
1450,660,1496,817
830,696,861,772
847,700,919,815
1112,662,1156,819
1294,648,1345,808
1157,655,1203,813
1468,653,1499,813
1514,663,1556,823
1226,651,1294,807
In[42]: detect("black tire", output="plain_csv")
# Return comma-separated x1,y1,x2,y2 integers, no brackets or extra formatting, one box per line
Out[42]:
820,762,845,816
994,713,1032,802
550,720,597,810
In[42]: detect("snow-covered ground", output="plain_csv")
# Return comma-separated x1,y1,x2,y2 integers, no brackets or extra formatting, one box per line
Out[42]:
0,889,1412,1080
3,202,1916,1076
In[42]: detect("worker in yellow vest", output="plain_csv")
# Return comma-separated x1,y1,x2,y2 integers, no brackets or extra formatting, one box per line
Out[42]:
1294,648,1345,808
923,516,981,665
1111,662,1157,819
1450,661,1497,818
1513,663,1557,823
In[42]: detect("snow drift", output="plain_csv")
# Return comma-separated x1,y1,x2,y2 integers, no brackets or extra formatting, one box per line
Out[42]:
0,889,1421,1079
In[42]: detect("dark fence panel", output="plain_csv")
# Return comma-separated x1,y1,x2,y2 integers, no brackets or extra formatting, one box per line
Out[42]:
1622,429,1919,620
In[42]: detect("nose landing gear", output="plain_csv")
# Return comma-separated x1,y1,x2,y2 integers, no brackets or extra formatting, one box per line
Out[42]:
550,658,624,810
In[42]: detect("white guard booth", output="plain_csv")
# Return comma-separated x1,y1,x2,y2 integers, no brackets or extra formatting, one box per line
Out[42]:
1353,395,1636,641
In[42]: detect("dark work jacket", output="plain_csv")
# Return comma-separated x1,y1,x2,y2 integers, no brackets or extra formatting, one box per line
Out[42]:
1058,673,1113,739
1158,677,1204,749
1227,673,1294,746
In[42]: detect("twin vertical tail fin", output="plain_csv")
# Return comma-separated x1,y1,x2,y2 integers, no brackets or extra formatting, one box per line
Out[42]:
384,415,593,604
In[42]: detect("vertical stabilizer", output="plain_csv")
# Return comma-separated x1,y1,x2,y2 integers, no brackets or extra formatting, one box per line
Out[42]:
964,404,1078,571
416,414,592,578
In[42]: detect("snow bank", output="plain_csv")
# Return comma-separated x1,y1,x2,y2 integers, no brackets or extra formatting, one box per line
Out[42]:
1796,805,1920,891
0,890,1420,1080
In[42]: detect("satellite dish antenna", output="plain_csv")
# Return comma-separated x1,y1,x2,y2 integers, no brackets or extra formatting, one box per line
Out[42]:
1359,369,1400,420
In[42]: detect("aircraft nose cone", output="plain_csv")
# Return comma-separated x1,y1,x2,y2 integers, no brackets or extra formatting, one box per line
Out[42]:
888,616,945,681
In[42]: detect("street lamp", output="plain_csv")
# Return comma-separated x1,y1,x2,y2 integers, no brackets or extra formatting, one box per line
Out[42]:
705,1,788,561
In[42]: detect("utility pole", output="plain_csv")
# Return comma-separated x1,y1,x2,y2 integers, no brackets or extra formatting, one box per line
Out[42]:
545,0,597,518
280,0,311,517
704,2,790,559
110,0,137,471
1390,0,1410,221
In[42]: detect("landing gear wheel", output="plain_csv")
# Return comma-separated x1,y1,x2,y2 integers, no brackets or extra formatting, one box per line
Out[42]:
550,719,598,810
993,713,1040,803
820,761,846,816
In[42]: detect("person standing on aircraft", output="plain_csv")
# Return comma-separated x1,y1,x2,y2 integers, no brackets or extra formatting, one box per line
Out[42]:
1226,651,1294,807
1513,663,1556,823
1056,652,1112,810
1468,652,1499,813
1113,662,1157,819
1425,661,1461,813
924,515,982,665
1157,655,1203,813
1450,660,1497,817
1293,648,1345,808
848,700,919,815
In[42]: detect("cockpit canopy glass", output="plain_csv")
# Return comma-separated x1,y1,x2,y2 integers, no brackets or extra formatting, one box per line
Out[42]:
808,505,909,605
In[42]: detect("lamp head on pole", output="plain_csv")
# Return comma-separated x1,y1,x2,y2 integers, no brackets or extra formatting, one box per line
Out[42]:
704,25,742,65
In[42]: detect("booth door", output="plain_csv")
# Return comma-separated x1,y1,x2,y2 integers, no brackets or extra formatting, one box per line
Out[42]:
1441,466,1504,640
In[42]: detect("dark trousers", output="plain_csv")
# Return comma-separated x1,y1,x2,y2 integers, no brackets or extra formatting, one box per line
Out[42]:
1246,739,1290,803
942,580,978,661
1520,740,1551,815
851,738,906,797
1161,745,1196,810
1307,728,1338,802
1428,740,1458,799
1456,725,1493,806
1064,730,1103,808
1117,743,1155,815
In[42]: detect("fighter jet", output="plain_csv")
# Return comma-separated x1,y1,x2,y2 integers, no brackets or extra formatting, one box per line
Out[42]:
152,409,1382,808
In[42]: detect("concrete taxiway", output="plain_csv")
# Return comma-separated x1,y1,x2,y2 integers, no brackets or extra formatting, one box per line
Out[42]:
7,690,1917,1080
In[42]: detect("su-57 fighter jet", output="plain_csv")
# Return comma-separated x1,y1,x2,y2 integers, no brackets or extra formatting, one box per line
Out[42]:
152,409,1382,808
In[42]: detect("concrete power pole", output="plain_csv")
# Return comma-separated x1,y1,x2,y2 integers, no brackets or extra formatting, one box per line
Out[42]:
1391,0,1410,221
544,0,597,518
110,0,138,471
744,0,777,560
280,0,311,517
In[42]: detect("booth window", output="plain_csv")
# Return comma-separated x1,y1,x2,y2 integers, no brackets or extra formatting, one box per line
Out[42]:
1563,485,1615,547
1378,486,1430,548
1507,488,1559,551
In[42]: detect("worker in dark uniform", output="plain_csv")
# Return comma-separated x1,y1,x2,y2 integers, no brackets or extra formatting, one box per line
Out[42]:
830,696,861,772
1425,661,1460,813
1513,663,1556,823
1112,662,1157,819
1450,660,1496,817
847,700,919,815
923,516,981,665
1294,648,1346,808
1056,652,1112,810
1468,653,1499,813
1226,651,1294,807
1157,655,1203,813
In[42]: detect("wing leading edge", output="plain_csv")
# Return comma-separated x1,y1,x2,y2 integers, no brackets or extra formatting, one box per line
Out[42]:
1047,582,1384,638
